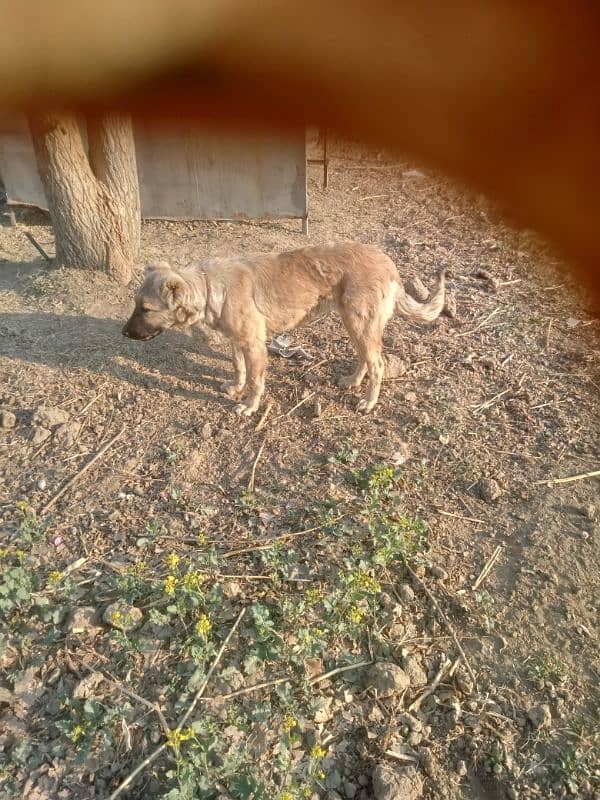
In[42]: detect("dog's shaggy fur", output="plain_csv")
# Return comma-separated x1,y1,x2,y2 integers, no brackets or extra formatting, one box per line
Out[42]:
123,241,446,415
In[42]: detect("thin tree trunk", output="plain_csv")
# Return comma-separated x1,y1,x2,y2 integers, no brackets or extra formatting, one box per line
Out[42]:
29,113,140,283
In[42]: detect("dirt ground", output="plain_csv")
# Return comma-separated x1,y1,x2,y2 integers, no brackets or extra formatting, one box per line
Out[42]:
0,139,598,800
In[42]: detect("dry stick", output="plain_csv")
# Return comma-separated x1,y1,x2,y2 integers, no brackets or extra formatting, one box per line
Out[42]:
108,608,246,800
205,659,373,703
222,524,324,559
301,358,328,376
280,391,316,419
255,401,274,431
436,508,485,525
408,656,455,712
472,545,502,591
403,562,477,689
247,438,267,493
534,468,600,487
40,426,125,515
115,684,170,735
456,306,501,337
24,230,51,261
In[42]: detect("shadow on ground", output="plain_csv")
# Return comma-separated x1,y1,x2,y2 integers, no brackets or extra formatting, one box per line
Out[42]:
0,311,231,403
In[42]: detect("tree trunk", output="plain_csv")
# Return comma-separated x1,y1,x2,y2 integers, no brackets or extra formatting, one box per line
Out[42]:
29,113,140,284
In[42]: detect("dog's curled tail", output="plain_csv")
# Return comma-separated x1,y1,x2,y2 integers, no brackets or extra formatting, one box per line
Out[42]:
395,268,446,323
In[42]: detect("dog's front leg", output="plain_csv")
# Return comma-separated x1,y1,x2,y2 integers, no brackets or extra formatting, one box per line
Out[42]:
220,343,246,399
235,342,267,417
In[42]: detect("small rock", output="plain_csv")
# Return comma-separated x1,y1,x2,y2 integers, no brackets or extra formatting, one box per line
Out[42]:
456,760,468,777
344,781,358,799
31,427,51,445
384,353,407,379
372,764,423,800
391,442,411,466
32,405,70,428
223,580,242,599
67,606,101,635
402,654,428,687
399,584,416,604
73,671,104,700
366,662,410,698
36,479,47,491
314,398,322,418
404,392,418,404
407,731,422,746
406,276,430,302
314,695,333,723
0,410,16,429
54,421,80,447
478,477,502,503
527,703,552,730
428,563,448,580
103,602,143,632
584,504,597,521
325,770,343,791
201,422,213,438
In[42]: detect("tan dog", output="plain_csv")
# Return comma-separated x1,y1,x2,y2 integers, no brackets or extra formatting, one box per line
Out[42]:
123,242,446,415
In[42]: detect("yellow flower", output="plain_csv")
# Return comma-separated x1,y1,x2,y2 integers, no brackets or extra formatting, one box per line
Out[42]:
305,588,324,604
0,547,10,558
302,788,312,798
196,532,207,545
311,745,326,760
317,770,325,780
70,724,85,743
110,610,123,626
166,727,195,749
283,715,297,734
163,575,178,595
349,606,364,624
196,614,212,638
355,570,381,593
47,570,62,586
279,793,294,800
183,570,204,592
166,552,180,570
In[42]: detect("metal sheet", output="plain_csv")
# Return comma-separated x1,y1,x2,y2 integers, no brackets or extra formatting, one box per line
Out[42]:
0,118,307,221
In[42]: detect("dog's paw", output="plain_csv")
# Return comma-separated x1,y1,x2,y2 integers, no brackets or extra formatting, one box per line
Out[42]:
234,402,257,417
357,398,375,413
220,380,245,399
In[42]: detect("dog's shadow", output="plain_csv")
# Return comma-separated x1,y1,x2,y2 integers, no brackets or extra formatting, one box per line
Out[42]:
0,311,233,403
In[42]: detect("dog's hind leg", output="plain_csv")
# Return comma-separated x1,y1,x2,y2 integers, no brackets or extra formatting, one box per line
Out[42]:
340,302,386,413
221,343,246,399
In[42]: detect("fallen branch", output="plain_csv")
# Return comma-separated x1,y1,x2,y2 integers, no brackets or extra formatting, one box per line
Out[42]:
437,508,485,525
534,468,600,486
408,656,456,712
247,438,267,493
222,524,324,559
203,658,373,703
472,545,502,591
403,561,477,689
456,306,501,337
40,426,125,515
108,607,246,800
255,401,274,431
24,230,52,261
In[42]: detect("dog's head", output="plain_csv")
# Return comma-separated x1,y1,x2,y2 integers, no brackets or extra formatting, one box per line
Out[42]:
122,262,202,340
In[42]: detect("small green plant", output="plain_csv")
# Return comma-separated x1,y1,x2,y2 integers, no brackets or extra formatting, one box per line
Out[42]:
527,650,567,686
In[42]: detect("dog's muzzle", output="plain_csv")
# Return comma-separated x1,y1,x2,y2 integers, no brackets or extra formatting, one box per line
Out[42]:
122,323,161,341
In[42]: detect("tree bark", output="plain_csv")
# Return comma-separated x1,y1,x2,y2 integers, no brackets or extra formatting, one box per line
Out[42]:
29,113,140,283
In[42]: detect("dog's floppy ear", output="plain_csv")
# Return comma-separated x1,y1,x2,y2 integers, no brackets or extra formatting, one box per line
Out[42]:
160,273,189,310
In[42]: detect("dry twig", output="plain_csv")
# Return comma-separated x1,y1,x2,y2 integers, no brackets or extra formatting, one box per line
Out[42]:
108,608,246,800
472,545,502,591
534,469,600,486
40,426,125,515
255,401,274,431
403,561,477,689
247,438,267,493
